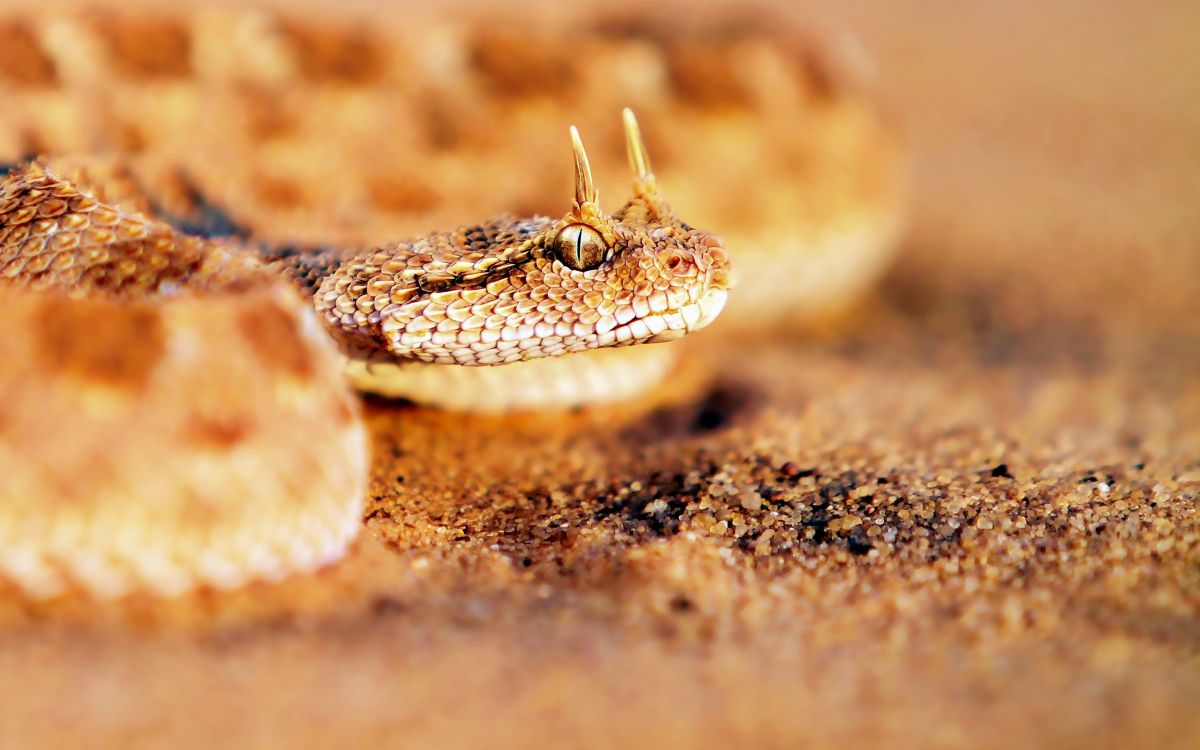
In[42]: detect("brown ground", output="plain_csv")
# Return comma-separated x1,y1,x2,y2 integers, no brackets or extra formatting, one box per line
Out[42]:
2,1,1199,748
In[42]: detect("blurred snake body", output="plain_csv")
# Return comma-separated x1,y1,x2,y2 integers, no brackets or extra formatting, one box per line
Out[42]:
0,5,903,599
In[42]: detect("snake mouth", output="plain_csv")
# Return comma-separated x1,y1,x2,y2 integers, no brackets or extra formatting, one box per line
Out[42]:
375,287,730,365
641,287,728,344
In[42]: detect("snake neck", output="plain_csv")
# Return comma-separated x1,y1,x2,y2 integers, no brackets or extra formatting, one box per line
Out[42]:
258,244,353,298
258,215,557,304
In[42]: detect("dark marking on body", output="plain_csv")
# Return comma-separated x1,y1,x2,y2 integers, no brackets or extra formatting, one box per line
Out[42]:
150,172,252,240
35,298,165,390
239,299,316,380
261,244,347,296
0,154,36,179
188,415,251,448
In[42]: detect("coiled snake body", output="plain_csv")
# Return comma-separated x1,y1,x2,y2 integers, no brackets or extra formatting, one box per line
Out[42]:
0,4,903,599
0,112,732,598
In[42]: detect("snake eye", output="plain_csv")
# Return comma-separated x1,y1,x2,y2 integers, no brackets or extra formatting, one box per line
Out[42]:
552,223,608,271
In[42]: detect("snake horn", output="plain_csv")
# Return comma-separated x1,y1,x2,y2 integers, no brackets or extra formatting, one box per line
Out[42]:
622,108,653,181
569,125,597,207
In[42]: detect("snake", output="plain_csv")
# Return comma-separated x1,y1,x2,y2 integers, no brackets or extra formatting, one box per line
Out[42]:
0,4,905,600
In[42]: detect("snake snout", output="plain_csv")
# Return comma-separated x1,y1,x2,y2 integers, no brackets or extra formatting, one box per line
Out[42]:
699,234,735,292
694,287,728,330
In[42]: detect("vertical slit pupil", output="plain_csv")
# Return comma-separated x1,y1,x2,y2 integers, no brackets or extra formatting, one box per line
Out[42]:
574,228,584,266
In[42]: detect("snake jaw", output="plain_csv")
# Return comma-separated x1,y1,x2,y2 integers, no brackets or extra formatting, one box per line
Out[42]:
642,287,729,344
694,286,730,328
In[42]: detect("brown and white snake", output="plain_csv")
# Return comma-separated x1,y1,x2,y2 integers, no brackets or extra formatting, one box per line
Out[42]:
0,3,904,599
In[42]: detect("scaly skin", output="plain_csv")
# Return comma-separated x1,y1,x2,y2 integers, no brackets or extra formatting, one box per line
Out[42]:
0,114,731,598
282,188,730,368
0,114,732,391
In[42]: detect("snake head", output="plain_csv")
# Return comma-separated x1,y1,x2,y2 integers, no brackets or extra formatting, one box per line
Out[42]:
370,110,733,366
537,110,734,347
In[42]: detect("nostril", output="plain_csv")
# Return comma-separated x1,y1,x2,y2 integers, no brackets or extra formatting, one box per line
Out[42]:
660,250,694,273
